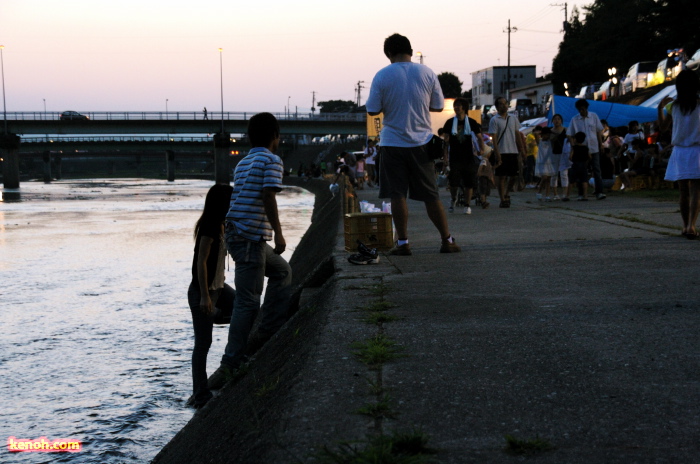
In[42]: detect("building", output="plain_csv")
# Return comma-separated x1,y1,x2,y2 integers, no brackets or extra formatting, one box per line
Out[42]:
509,80,554,117
471,66,537,107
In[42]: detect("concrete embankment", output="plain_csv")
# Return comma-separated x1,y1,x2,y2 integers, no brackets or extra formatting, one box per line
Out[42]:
154,184,699,463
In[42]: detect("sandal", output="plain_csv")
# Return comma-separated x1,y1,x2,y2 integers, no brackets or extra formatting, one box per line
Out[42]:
682,231,699,240
482,201,490,209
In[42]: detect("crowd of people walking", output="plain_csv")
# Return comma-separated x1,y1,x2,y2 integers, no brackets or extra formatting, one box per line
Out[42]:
183,36,700,410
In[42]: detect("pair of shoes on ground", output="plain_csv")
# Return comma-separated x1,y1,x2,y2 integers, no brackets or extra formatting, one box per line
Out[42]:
499,199,511,208
596,193,607,200
388,237,461,255
682,230,699,240
576,196,588,201
481,201,490,209
465,206,472,215
348,240,380,264
561,197,570,202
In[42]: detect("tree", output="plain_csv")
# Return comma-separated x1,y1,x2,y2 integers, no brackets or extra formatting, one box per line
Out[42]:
318,100,357,113
437,72,463,98
551,0,700,95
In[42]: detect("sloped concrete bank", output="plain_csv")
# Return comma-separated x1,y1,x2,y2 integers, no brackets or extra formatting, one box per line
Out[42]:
152,177,346,463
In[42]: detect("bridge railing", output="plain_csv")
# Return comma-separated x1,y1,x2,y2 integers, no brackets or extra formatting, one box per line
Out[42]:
20,136,215,143
2,112,367,122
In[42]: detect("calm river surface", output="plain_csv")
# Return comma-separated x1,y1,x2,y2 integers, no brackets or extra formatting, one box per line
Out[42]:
0,179,314,463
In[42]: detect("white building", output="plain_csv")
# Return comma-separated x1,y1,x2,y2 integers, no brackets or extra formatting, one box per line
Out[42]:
471,66,537,107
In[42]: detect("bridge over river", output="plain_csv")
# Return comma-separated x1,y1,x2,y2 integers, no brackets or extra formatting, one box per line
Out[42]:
0,111,367,189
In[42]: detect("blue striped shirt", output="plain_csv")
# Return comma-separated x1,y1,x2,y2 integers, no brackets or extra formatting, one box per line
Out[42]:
225,147,284,242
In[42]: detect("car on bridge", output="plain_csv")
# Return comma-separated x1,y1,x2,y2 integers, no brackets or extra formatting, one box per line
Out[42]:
60,111,89,121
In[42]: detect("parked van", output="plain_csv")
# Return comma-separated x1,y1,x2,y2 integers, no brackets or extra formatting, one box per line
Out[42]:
575,84,600,100
650,57,682,87
622,61,657,94
509,99,534,118
594,81,614,101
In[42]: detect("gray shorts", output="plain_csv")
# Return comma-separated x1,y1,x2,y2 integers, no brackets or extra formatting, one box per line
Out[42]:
378,145,440,202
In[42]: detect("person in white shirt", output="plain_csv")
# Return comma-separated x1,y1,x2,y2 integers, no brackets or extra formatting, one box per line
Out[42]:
366,33,460,255
659,69,700,238
568,99,606,200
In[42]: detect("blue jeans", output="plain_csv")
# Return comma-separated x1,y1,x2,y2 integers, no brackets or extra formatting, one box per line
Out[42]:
188,283,235,406
591,152,603,194
221,236,292,369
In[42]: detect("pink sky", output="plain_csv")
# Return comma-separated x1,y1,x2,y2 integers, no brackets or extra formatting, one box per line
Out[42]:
1,0,591,114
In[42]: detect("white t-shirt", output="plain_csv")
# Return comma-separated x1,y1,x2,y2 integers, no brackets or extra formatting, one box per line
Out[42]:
622,131,645,153
488,114,521,154
364,146,376,165
366,62,444,148
569,112,603,153
670,102,700,147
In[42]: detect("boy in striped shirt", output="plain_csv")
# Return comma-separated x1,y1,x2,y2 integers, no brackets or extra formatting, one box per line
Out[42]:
210,112,292,388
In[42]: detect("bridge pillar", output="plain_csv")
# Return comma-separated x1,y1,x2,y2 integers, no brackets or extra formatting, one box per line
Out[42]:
42,151,52,183
165,150,175,182
213,132,231,184
1,134,22,189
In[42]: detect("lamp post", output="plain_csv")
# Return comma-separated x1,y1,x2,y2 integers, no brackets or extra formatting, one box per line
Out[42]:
166,98,169,113
608,67,618,97
416,51,424,64
1,45,7,134
218,48,224,133
287,96,290,118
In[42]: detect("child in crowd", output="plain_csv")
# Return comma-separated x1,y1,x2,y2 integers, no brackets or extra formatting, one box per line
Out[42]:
477,146,498,209
535,127,556,201
570,131,591,201
525,126,541,188
355,154,366,189
619,139,648,190
187,183,236,408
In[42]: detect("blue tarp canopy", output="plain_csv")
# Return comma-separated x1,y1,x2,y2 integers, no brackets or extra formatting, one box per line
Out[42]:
546,95,658,128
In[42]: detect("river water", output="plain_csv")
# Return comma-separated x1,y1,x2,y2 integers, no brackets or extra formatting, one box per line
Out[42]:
0,179,314,463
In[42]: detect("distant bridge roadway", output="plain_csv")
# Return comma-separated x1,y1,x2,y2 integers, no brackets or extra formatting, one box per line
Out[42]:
1,111,366,135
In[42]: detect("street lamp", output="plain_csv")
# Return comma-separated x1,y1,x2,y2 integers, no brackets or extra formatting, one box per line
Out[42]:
416,51,424,64
287,96,290,118
1,45,7,134
218,48,224,133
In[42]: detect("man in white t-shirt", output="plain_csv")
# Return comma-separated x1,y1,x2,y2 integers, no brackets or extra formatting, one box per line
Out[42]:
488,96,524,208
366,33,460,255
569,99,606,200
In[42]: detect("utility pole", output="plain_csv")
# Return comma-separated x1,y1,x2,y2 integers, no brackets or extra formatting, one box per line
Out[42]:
355,81,365,108
503,19,517,101
551,3,568,32
311,91,316,114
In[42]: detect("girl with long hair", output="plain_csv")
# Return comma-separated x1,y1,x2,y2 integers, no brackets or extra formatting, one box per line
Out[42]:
187,183,235,407
659,69,700,238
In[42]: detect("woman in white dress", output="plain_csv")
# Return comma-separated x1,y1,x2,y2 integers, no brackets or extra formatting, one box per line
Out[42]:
659,70,700,239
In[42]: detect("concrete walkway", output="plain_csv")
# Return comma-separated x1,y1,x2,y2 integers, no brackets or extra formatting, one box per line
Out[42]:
269,187,699,462
154,185,699,463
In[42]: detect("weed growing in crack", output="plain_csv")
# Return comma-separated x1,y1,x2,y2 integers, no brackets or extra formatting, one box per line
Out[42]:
363,312,399,325
351,334,403,369
358,301,396,312
504,434,554,455
355,395,396,419
254,375,280,397
316,430,438,463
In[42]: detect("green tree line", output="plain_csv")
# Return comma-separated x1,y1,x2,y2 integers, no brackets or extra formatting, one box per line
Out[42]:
551,0,700,93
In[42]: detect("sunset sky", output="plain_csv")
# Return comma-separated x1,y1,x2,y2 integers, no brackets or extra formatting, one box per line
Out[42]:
1,0,592,114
